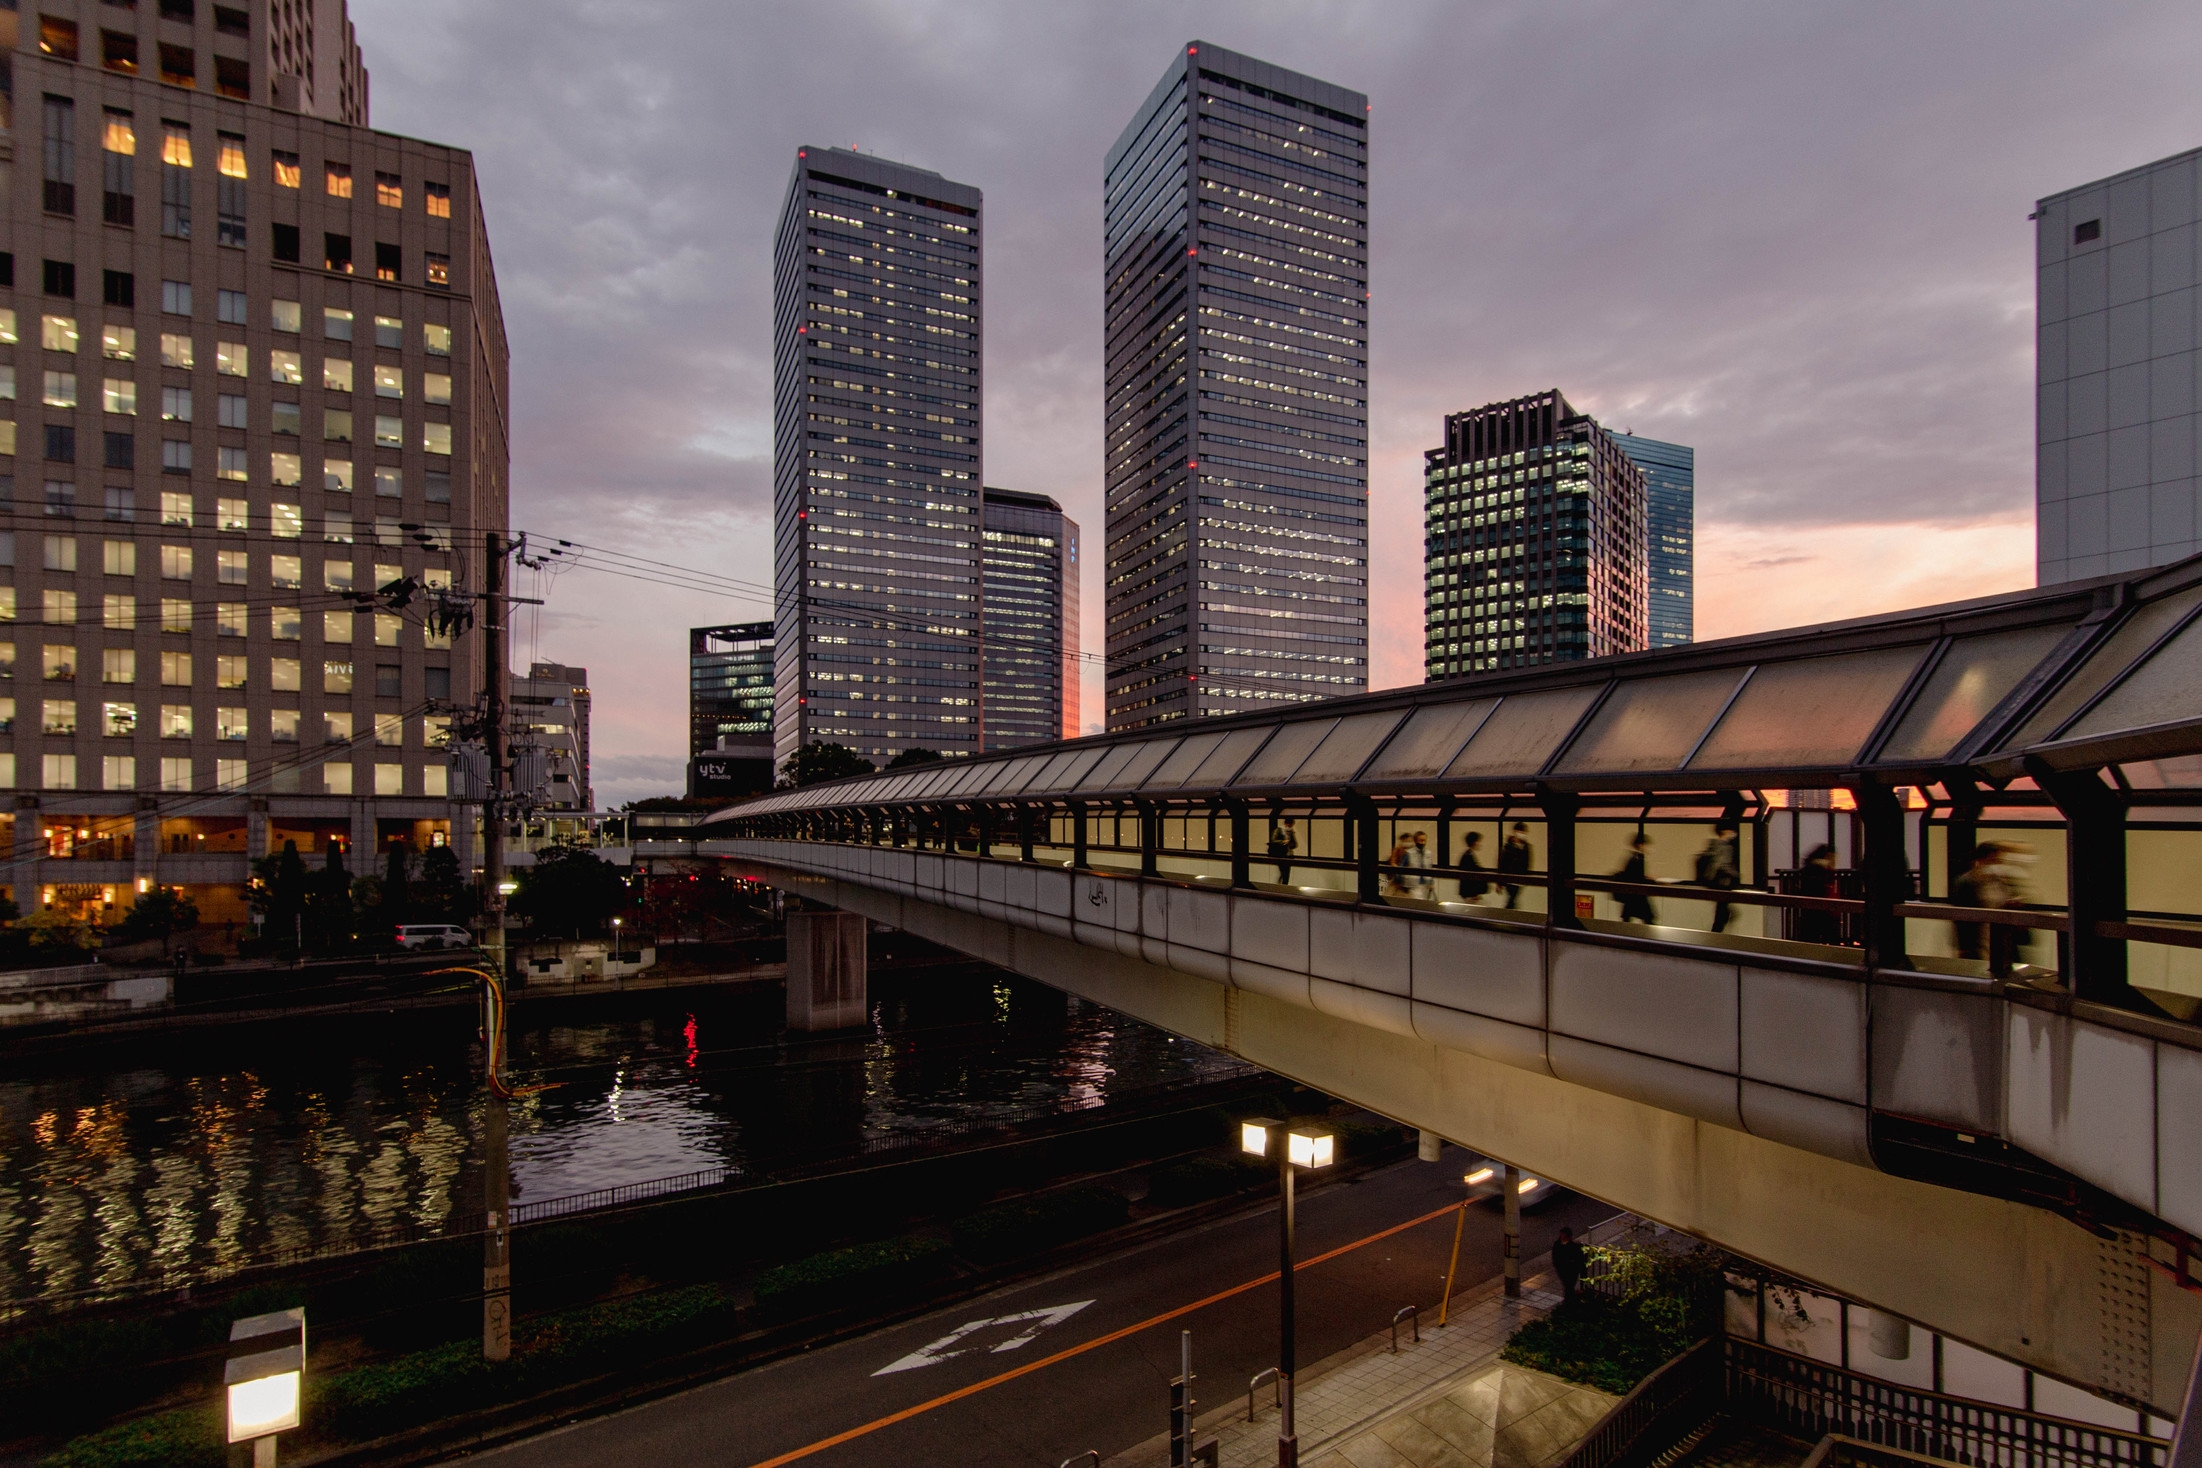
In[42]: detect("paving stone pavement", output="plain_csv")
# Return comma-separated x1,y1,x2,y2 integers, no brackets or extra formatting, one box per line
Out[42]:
1110,1266,1614,1468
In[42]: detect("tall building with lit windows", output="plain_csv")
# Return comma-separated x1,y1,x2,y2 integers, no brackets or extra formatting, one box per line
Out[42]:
1103,42,1368,731
0,0,509,924
1423,392,1646,680
1610,432,1693,648
980,486,1078,750
772,147,983,766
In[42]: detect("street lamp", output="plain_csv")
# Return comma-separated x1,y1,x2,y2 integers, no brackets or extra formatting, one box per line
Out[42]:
226,1306,304,1467
1239,1117,1336,1467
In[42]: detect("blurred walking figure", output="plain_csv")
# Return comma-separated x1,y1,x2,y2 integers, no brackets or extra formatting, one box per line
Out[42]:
1384,834,1412,897
1457,830,1491,903
1404,830,1434,897
1268,818,1298,884
1696,822,1741,932
1952,840,2032,976
1499,822,1533,909
1795,843,1842,945
1617,832,1657,924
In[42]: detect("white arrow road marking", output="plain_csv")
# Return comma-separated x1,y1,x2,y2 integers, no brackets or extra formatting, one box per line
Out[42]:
871,1300,1096,1376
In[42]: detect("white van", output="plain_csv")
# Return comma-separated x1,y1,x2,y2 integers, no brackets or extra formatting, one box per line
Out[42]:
396,923,473,951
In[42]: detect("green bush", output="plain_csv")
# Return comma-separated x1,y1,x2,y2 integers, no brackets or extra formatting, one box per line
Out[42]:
40,1403,223,1468
1146,1156,1253,1209
951,1184,1128,1264
751,1236,950,1317
1499,1240,1726,1394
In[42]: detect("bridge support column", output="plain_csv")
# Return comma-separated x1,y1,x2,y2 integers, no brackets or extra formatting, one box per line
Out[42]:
1070,801,1088,870
1139,802,1159,877
785,909,868,1032
1502,1163,1522,1298
1537,787,1580,926
1858,784,1910,969
2032,762,2129,1002
1227,801,1251,889
1019,806,1035,864
1349,794,1380,903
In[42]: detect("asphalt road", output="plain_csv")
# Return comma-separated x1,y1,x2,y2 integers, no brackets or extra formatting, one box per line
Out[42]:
469,1149,1611,1468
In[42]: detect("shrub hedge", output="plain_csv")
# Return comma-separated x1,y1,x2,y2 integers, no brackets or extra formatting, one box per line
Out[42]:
950,1185,1128,1264
1145,1156,1255,1209
750,1235,951,1318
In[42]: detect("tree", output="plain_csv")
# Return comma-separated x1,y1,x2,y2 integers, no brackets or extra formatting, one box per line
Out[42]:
251,840,311,950
510,843,634,939
302,842,356,952
416,844,467,922
382,843,414,926
777,741,875,789
885,748,945,770
118,886,199,942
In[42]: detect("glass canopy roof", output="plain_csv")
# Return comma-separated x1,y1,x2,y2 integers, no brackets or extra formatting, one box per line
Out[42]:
717,559,2202,819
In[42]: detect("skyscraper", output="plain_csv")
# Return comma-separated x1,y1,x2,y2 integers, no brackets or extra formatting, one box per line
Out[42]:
1103,42,1368,730
1423,392,1646,680
2035,145,2202,585
689,621,774,757
1611,432,1694,648
513,661,589,811
1,0,507,924
772,148,983,765
980,487,1079,749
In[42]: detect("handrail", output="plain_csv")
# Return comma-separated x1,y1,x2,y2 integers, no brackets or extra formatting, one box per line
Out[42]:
1724,1338,2165,1468
1248,1366,1279,1422
1555,1336,1724,1468
1800,1434,1974,1468
1392,1304,1420,1352
1058,1453,1099,1468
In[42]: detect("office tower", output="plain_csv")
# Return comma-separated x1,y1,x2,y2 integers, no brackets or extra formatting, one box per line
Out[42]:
2035,146,2202,585
1611,432,1694,647
772,147,982,766
1,0,508,923
1103,42,1368,730
1423,391,1646,680
689,621,774,756
513,661,588,811
980,487,1079,749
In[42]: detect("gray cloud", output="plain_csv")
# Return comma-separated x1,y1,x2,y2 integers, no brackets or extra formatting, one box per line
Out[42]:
356,0,2202,798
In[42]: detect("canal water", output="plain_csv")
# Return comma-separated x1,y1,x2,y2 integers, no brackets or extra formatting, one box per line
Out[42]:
0,968,1244,1308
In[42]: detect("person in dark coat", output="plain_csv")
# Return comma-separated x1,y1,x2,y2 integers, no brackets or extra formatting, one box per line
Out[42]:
1552,1225,1587,1303
1795,843,1842,945
1457,830,1490,903
1267,818,1298,884
1617,832,1656,924
1696,823,1741,932
1498,823,1532,909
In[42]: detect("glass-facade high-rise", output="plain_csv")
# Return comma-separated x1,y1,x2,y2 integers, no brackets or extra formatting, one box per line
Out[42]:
772,148,983,765
1424,392,1646,680
1611,432,1694,648
1103,42,1368,730
689,622,774,757
981,488,1079,750
2035,145,2202,584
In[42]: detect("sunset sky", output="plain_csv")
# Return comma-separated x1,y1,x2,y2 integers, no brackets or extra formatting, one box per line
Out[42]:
357,0,2202,804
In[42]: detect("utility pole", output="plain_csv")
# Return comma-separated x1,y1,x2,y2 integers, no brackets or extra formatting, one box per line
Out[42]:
481,529,512,1363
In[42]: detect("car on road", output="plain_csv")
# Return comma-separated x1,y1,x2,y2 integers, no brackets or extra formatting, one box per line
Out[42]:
1461,1156,1560,1210
396,923,474,951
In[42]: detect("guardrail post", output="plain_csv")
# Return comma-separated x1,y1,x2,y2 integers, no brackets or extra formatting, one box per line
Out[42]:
1857,784,1910,971
1019,805,1036,864
1537,786,1580,928
1140,802,1160,877
1070,801,1089,871
2031,762,2129,1001
1350,793,1381,902
1228,800,1251,889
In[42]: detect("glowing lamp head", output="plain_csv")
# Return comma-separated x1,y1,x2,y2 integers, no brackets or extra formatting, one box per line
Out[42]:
1287,1127,1335,1170
1518,1177,1540,1194
1240,1117,1279,1158
225,1307,305,1444
1465,1166,1496,1186
497,879,518,895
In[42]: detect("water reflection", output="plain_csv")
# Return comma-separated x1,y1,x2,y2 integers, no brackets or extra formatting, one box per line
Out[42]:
0,970,1241,1306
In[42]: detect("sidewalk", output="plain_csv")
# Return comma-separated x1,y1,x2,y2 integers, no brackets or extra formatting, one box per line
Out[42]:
1109,1264,1616,1468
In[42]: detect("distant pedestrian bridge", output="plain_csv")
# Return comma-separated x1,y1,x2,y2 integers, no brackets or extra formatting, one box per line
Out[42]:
702,557,2202,1415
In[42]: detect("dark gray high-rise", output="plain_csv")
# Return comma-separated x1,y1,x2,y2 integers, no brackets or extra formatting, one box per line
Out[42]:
980,487,1079,750
772,148,983,766
1611,432,1694,648
1103,43,1368,730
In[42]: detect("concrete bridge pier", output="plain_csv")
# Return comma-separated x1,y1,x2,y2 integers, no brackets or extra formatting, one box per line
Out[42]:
785,909,868,1032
